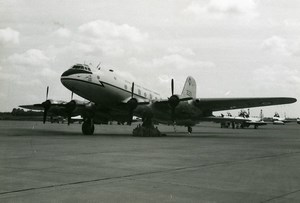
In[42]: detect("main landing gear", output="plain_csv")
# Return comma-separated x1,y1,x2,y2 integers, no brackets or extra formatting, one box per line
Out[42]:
187,126,192,134
132,111,164,137
82,118,94,135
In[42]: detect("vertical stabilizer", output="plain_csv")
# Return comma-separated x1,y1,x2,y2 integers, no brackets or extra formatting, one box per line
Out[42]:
181,76,197,98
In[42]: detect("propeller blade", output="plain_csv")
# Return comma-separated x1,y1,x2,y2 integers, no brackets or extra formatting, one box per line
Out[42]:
42,100,51,124
131,82,134,98
71,92,73,100
127,82,137,125
171,79,174,96
67,115,71,125
46,86,49,100
169,79,178,124
43,109,48,124
127,110,133,125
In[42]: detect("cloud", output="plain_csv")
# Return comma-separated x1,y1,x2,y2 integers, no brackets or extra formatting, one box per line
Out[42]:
52,20,149,58
261,36,290,56
283,19,300,27
152,54,215,71
261,36,300,57
0,92,6,98
183,0,258,21
16,78,42,86
127,53,215,96
53,27,71,38
167,47,195,56
252,65,300,91
0,27,19,45
39,68,58,77
7,49,50,68
78,20,148,42
5,49,58,78
128,53,215,74
0,72,20,80
158,75,172,84
114,70,136,82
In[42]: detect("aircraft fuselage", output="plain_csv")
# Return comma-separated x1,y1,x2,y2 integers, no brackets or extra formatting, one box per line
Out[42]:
61,65,201,125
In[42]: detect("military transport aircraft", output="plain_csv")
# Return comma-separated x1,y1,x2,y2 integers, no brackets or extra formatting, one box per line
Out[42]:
20,63,297,135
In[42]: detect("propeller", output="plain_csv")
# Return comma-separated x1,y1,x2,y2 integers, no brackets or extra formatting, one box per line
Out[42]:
46,86,49,100
127,82,138,125
171,78,174,96
168,79,180,123
42,86,51,124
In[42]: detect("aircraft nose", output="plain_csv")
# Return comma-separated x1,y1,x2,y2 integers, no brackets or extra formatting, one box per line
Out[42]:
60,69,74,89
61,69,75,77
60,73,69,88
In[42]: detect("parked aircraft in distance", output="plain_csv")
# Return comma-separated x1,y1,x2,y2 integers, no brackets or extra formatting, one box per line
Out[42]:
297,118,300,124
20,63,297,135
272,112,290,125
218,109,267,129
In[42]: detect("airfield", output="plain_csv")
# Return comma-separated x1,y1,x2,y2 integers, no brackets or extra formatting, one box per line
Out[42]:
0,121,300,203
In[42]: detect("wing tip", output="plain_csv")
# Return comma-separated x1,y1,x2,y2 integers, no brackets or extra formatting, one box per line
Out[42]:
285,97,297,104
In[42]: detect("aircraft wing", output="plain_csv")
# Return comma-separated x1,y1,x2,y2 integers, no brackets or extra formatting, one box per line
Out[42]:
20,100,90,117
19,104,45,111
201,116,250,123
193,97,297,112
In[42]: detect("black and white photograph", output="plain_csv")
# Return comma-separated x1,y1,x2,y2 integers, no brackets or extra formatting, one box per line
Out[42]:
0,0,300,202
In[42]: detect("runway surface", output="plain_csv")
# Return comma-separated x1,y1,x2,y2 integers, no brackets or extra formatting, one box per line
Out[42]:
0,121,300,202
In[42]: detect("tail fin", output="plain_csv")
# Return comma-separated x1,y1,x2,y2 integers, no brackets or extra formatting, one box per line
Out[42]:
181,76,197,98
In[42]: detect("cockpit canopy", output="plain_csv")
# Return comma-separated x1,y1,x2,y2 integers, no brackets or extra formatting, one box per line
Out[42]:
61,64,92,77
71,64,91,72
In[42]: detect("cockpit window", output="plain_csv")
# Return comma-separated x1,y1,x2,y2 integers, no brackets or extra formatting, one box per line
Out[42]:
72,64,91,72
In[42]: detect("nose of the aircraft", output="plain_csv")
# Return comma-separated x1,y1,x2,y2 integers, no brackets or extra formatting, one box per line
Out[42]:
60,69,73,89
61,69,74,77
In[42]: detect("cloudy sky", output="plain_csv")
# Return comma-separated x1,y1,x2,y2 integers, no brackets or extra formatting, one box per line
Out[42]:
0,0,299,117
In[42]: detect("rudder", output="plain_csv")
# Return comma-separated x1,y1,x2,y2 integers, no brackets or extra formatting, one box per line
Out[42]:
181,76,196,98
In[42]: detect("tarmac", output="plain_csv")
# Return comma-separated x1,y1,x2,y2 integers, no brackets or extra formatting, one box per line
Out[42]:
0,120,300,203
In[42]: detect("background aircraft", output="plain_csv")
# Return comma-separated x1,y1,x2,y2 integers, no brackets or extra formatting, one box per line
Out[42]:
216,109,267,129
272,112,290,125
20,64,297,135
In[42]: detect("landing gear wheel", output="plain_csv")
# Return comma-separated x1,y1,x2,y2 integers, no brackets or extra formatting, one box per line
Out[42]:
82,120,95,135
132,110,163,137
187,126,192,134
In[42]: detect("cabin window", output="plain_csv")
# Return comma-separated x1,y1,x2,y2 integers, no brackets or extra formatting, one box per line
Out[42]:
144,92,147,97
150,94,152,100
138,89,141,95
124,84,127,90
